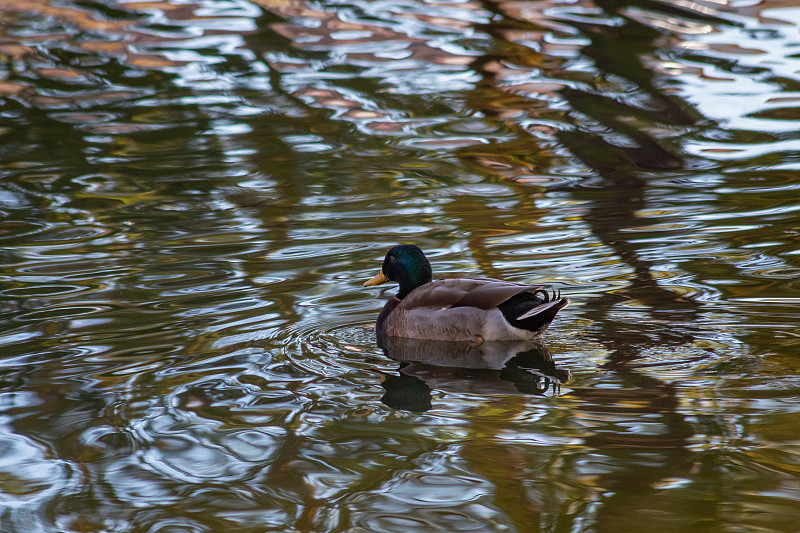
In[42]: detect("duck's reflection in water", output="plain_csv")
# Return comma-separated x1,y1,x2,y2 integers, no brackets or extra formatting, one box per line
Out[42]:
377,335,570,412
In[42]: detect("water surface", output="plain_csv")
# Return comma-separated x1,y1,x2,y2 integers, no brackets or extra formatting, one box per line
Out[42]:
1,0,800,531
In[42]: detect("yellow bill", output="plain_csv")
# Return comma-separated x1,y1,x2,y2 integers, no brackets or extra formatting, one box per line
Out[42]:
363,270,388,287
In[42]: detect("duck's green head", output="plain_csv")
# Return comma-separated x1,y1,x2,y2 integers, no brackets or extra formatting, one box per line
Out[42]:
363,244,433,299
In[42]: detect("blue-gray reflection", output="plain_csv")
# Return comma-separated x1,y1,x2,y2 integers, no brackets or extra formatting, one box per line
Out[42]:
377,335,570,412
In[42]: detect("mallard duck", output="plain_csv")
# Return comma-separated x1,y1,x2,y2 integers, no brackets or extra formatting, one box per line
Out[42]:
363,245,569,342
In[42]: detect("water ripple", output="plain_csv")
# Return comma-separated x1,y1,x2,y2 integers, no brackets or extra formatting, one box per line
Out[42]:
0,0,799,531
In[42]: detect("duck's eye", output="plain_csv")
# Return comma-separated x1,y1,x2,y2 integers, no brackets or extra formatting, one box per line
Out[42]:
389,256,395,262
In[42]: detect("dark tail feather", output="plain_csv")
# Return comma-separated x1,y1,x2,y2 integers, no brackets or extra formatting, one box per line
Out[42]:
516,298,570,330
499,288,569,334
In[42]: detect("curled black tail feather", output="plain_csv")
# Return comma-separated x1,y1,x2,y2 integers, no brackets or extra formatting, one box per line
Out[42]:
498,288,569,335
531,287,561,304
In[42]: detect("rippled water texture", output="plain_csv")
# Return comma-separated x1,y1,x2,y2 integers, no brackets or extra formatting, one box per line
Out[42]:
1,0,800,531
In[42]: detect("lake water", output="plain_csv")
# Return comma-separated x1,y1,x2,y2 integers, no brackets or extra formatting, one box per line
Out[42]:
1,0,800,531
